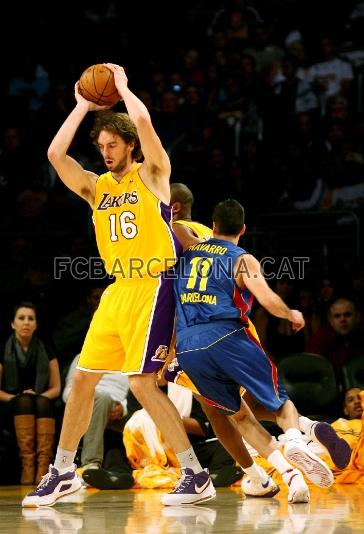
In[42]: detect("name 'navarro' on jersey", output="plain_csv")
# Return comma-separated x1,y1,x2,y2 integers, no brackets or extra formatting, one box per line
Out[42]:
174,238,254,329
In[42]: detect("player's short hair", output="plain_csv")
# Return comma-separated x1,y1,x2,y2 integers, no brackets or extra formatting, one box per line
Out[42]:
170,183,194,206
90,110,142,160
213,199,245,235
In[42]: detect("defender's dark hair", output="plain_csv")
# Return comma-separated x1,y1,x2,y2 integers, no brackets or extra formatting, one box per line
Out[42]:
90,110,143,161
212,199,245,235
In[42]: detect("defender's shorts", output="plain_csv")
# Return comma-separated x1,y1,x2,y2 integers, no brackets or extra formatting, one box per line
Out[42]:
176,320,289,414
78,275,175,374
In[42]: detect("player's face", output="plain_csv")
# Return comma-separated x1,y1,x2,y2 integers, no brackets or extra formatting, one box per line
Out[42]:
98,130,133,173
344,388,362,420
11,307,37,340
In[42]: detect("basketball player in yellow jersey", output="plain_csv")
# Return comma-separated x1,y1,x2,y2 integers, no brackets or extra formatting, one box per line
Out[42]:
23,64,215,508
170,182,213,243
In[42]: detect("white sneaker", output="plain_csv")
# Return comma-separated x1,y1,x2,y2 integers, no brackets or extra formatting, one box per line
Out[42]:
22,465,82,508
282,468,310,504
161,468,216,506
284,439,334,488
241,466,280,498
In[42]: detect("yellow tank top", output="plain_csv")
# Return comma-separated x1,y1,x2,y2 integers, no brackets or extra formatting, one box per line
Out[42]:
93,163,179,278
173,220,213,240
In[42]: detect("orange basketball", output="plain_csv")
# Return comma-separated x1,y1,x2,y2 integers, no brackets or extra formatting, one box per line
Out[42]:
78,64,120,106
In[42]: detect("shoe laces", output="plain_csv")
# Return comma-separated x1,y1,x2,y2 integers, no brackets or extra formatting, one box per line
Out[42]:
36,465,57,490
174,470,194,493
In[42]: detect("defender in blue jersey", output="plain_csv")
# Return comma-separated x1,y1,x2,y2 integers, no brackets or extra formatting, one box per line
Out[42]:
174,199,334,491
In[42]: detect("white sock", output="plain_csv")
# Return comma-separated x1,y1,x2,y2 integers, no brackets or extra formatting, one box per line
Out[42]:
243,462,268,482
177,448,203,474
299,416,318,441
54,447,77,472
268,449,294,475
285,427,303,442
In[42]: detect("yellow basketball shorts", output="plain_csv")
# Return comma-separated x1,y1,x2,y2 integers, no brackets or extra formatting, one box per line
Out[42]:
77,275,175,374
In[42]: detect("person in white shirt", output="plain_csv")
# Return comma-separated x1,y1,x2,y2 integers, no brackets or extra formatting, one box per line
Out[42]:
308,36,354,108
62,355,129,471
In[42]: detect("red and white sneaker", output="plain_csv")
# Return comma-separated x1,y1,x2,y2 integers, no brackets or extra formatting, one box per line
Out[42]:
282,468,310,504
284,439,334,488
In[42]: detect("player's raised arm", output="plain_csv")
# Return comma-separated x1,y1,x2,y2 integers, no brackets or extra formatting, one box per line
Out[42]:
47,82,106,207
105,63,170,203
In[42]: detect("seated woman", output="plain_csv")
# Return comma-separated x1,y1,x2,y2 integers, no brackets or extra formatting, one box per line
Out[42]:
0,301,61,485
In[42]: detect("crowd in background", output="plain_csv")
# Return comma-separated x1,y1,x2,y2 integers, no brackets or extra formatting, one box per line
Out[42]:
0,0,363,483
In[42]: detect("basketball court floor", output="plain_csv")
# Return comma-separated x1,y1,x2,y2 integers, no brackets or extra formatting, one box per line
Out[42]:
0,483,363,533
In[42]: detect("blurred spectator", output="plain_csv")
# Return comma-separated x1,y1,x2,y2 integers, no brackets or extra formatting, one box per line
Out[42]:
307,36,354,110
179,49,205,88
0,126,38,205
208,0,262,38
273,141,325,211
287,38,311,83
273,53,319,121
230,134,272,220
353,113,364,157
13,180,51,234
253,278,305,360
0,302,60,484
320,136,364,211
298,285,322,347
316,275,339,322
52,283,106,370
244,21,284,75
6,57,50,123
153,90,203,180
306,297,364,386
340,1,364,68
217,75,263,158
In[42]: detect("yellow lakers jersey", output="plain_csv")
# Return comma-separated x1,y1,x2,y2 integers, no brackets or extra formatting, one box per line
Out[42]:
93,163,179,278
173,219,213,240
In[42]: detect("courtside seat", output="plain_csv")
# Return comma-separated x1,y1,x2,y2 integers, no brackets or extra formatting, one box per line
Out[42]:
341,355,364,391
278,353,339,421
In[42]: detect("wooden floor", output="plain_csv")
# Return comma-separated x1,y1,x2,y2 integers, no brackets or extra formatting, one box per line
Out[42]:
0,483,363,533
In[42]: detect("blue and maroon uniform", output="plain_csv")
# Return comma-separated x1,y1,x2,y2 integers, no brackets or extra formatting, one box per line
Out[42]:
173,238,288,414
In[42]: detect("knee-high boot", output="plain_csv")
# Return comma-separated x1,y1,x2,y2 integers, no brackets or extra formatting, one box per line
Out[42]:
14,414,36,485
35,417,55,484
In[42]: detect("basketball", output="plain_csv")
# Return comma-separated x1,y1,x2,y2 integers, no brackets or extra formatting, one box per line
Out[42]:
78,64,120,106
